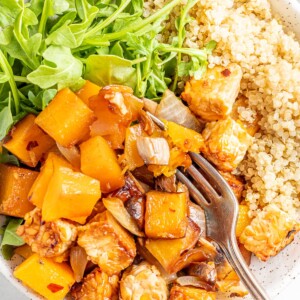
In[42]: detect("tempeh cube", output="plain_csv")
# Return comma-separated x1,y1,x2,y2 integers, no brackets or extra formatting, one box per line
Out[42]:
181,64,242,121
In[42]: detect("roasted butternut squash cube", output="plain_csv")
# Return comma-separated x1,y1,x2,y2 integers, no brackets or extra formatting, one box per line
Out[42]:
42,165,101,224
71,267,119,300
181,64,242,121
148,147,192,177
236,205,252,238
202,118,253,171
169,285,216,300
75,80,101,105
0,164,38,217
77,211,136,275
80,136,124,193
14,253,75,300
145,191,188,238
28,153,71,208
3,114,55,167
35,88,95,147
124,124,145,171
240,204,300,261
165,121,204,153
145,219,200,273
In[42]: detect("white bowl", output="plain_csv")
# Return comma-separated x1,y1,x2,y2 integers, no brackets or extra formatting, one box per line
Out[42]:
1,1,300,299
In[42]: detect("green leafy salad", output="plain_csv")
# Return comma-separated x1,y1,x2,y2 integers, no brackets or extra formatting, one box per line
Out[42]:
0,0,215,258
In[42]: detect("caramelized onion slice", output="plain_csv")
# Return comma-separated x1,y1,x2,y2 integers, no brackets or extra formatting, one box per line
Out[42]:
70,246,88,282
176,276,215,291
188,202,206,237
103,197,145,237
56,142,81,169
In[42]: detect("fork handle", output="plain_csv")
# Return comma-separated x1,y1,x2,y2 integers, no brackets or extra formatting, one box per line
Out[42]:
219,238,271,300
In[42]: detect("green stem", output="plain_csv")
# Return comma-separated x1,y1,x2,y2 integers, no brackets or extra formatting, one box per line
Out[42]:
84,0,132,39
14,75,30,83
159,45,207,60
38,0,52,37
85,0,181,44
0,50,20,114
171,0,198,91
131,57,147,65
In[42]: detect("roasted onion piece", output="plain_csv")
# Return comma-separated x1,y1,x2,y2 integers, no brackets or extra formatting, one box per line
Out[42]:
70,246,88,282
56,142,80,169
176,276,215,292
103,197,144,237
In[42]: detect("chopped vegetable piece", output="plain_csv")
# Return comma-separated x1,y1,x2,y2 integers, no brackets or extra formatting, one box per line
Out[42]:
240,204,300,261
103,197,145,237
3,114,55,167
28,153,72,209
71,267,119,300
0,164,38,217
156,90,203,132
75,80,101,105
89,85,143,149
124,124,145,171
77,211,136,275
14,253,75,300
181,64,242,121
80,136,124,193
145,219,200,273
42,165,101,224
169,285,216,300
17,208,77,258
70,246,88,283
137,137,170,165
165,121,204,153
145,191,188,239
35,88,95,147
236,205,252,238
148,147,192,177
120,261,168,300
56,143,81,169
201,118,253,171
14,244,34,259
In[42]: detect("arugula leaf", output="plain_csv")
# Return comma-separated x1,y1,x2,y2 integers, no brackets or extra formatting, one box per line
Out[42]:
46,1,99,48
0,106,13,140
84,54,136,89
0,218,24,260
0,0,22,28
0,149,20,166
28,88,57,110
27,45,83,89
0,73,9,83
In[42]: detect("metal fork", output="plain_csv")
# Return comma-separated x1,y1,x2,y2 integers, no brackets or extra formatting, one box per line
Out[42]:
148,112,270,300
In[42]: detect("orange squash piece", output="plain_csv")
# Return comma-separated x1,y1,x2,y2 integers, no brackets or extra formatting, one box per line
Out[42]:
42,164,101,224
124,124,145,171
35,88,95,147
28,153,72,208
145,219,200,273
14,253,75,300
3,114,55,167
0,164,38,217
80,136,125,193
75,80,101,105
165,121,204,153
169,285,216,300
145,191,188,239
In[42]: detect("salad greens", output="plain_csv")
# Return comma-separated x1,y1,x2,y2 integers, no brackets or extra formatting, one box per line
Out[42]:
0,218,24,260
0,0,215,142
